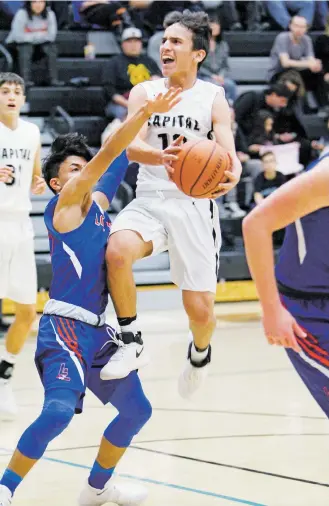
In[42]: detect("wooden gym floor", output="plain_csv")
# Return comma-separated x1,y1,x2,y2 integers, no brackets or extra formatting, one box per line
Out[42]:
1,301,329,506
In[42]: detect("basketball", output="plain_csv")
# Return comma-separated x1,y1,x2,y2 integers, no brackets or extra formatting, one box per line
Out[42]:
171,139,233,198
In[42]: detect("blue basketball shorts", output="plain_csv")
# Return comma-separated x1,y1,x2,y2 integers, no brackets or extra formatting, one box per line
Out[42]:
281,294,329,418
35,314,129,413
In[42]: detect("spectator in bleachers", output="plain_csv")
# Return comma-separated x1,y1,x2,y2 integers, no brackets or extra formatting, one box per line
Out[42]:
253,151,286,205
313,1,329,30
248,110,276,156
198,14,237,104
79,0,133,34
265,0,315,30
218,1,268,31
252,150,286,245
142,1,204,35
234,83,292,141
216,106,246,219
268,15,329,110
49,1,71,30
6,1,63,88
234,84,292,177
275,70,319,164
315,16,329,90
127,0,152,34
102,26,160,121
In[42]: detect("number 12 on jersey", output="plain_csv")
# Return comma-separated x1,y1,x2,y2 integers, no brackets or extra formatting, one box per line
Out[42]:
158,133,187,150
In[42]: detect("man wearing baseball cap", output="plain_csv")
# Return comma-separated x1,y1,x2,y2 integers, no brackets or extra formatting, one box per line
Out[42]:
102,26,160,121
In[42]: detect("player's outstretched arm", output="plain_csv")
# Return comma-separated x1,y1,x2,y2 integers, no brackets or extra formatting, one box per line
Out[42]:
210,93,242,198
125,85,182,167
243,158,329,352
57,87,181,210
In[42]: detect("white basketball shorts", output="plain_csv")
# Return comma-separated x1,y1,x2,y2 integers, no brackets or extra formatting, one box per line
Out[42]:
110,195,221,293
0,218,37,304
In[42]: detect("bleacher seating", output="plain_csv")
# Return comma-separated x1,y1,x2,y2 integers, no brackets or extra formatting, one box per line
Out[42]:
0,27,326,287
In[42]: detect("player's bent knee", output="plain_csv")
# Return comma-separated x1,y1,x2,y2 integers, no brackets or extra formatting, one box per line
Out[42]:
42,398,75,435
183,294,215,326
133,396,152,431
118,391,152,433
17,396,76,459
106,237,135,270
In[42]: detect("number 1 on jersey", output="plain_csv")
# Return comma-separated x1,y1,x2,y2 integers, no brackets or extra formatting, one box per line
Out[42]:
158,133,187,150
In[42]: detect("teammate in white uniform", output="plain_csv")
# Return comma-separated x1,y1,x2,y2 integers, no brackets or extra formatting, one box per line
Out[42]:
101,10,242,398
0,73,46,419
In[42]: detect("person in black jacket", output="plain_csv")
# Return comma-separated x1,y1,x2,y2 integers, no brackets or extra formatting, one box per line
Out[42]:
102,26,160,120
234,83,292,139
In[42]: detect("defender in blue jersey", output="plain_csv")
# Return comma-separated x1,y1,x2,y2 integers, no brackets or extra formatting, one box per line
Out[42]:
0,88,181,506
243,149,329,422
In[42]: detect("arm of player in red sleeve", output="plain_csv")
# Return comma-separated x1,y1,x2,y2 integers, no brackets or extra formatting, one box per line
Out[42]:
210,92,242,198
125,84,182,168
242,158,329,352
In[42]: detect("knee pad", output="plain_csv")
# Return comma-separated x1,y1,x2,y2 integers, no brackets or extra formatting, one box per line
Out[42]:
18,389,77,459
104,394,152,448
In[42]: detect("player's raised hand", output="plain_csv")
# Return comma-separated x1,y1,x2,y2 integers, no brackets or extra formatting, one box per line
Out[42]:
262,304,306,353
0,166,14,184
146,87,182,115
31,175,47,195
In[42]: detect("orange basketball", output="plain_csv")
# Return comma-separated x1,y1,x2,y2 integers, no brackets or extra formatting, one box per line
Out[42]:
171,139,233,198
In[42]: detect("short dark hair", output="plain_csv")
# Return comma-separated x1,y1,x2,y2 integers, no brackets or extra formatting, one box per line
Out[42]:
43,133,94,194
0,72,25,93
261,151,276,161
163,9,211,68
267,83,293,99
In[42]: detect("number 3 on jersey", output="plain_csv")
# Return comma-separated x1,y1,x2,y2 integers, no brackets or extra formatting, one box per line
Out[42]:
158,133,187,150
4,164,16,186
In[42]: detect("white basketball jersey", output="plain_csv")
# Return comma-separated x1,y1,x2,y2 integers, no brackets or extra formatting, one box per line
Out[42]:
0,119,40,216
137,78,224,195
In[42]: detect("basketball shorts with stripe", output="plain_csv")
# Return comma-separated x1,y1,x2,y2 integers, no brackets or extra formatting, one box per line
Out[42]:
35,314,126,413
281,294,329,418
110,196,221,293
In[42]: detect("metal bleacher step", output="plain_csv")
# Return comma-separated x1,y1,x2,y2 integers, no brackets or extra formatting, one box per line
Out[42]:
26,86,105,115
229,57,269,83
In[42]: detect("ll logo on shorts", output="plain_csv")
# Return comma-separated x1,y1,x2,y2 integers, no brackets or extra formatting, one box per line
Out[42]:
56,363,71,382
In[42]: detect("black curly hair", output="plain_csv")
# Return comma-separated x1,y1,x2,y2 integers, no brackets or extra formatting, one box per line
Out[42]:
43,133,94,194
163,9,211,68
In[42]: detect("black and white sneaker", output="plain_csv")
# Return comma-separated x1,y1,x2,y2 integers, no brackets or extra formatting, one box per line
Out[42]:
100,331,150,380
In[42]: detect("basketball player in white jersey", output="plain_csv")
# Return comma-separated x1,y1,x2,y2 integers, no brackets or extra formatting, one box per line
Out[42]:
0,73,46,419
101,10,242,398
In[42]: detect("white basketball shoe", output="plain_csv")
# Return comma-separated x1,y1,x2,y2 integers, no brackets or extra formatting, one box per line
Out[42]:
178,342,211,399
0,380,18,421
100,332,150,380
78,480,148,506
0,485,12,506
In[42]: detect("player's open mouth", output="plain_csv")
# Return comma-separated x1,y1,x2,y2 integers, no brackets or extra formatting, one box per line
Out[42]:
162,56,175,67
7,104,16,109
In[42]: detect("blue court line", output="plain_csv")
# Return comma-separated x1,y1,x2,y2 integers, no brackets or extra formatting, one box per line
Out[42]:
42,455,267,506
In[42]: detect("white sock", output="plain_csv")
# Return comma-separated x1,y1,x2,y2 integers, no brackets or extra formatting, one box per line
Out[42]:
119,321,138,335
2,350,17,365
190,343,209,363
